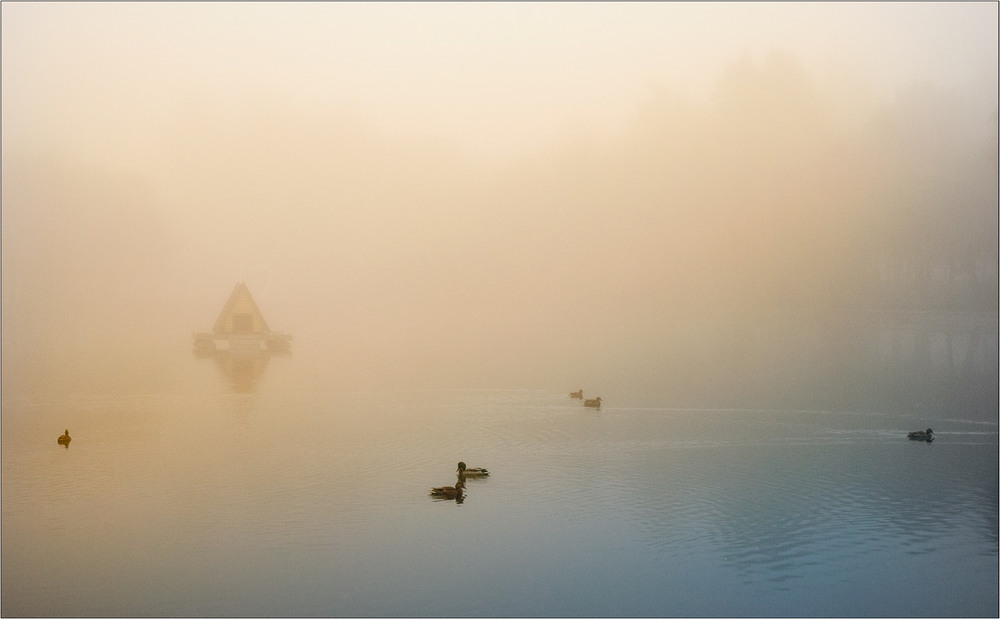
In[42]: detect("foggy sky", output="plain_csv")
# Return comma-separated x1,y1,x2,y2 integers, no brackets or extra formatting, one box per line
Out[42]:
2,3,997,399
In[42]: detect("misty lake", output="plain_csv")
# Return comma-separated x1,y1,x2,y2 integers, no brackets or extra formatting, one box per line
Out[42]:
4,2,997,616
2,360,997,617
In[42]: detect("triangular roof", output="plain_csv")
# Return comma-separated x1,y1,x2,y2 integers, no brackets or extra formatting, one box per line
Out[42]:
212,281,272,334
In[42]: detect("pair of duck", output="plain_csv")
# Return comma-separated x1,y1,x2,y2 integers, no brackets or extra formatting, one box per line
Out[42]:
569,390,602,408
430,462,489,499
908,428,934,442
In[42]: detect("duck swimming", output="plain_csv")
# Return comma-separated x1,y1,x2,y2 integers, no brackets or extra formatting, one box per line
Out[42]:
583,396,602,408
457,461,489,477
430,480,465,500
57,430,71,446
569,389,583,399
908,428,934,442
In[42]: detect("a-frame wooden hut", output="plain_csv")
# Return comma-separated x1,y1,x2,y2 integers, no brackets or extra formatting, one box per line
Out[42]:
194,282,291,352
212,281,271,335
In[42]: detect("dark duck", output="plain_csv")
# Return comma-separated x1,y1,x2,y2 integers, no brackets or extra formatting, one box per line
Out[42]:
907,428,934,442
430,480,465,500
583,396,602,408
57,430,71,446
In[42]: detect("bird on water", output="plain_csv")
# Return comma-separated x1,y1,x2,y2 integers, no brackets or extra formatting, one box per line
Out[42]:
457,461,489,477
430,480,465,500
907,428,934,442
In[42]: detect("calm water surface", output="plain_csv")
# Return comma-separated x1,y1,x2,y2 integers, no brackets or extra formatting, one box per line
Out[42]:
2,386,997,617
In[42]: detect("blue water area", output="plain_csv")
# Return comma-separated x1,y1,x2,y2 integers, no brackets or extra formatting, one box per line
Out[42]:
2,389,997,617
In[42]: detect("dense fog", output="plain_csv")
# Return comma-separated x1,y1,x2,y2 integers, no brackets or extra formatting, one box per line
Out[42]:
2,4,997,416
